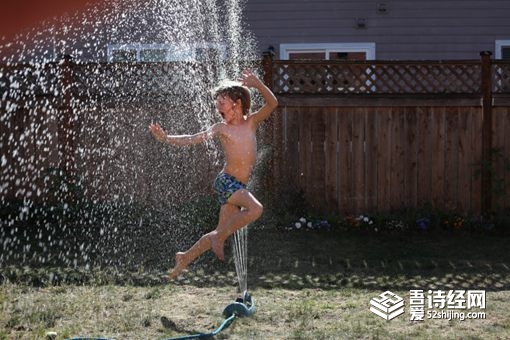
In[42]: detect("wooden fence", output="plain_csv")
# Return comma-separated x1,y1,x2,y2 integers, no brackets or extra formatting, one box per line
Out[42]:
262,52,510,215
1,54,510,216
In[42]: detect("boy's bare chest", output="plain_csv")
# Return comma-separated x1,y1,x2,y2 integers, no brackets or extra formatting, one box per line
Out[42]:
219,124,257,159
222,125,256,145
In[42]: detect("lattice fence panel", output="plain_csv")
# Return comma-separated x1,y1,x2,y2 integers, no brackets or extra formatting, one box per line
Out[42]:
272,61,482,95
493,62,510,93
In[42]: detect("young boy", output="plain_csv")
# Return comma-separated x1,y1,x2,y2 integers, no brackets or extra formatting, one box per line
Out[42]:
149,69,278,280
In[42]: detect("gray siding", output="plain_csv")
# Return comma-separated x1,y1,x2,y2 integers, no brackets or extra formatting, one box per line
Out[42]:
244,0,510,60
2,0,509,62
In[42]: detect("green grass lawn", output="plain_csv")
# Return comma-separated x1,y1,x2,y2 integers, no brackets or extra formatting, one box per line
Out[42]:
1,228,509,339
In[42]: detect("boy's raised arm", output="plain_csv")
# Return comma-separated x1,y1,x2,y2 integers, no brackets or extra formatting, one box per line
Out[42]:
240,69,278,125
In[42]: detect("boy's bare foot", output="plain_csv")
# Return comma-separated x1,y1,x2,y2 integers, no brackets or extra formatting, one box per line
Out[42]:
168,252,187,280
209,232,226,261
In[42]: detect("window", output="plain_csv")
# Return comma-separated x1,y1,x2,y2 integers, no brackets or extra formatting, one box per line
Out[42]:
107,43,226,62
495,40,510,59
495,40,510,92
111,49,137,62
140,48,167,62
279,43,376,60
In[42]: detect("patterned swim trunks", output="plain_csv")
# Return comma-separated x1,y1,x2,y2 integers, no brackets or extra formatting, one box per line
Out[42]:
213,172,246,205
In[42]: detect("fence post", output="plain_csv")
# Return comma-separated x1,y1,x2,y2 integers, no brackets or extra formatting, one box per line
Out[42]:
262,51,274,90
480,51,493,215
59,54,76,201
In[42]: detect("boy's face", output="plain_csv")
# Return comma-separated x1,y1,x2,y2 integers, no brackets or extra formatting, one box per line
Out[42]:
215,95,236,122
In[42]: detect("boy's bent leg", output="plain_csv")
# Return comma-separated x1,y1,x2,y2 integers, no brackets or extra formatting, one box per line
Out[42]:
169,190,262,279
210,189,263,259
222,189,263,234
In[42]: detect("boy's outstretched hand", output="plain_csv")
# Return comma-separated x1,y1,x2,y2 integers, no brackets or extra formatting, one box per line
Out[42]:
149,123,168,143
239,69,263,89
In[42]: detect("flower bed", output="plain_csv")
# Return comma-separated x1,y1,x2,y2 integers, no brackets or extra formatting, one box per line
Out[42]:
280,209,507,235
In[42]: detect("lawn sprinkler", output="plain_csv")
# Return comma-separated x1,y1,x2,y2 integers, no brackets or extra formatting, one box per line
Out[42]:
222,290,256,318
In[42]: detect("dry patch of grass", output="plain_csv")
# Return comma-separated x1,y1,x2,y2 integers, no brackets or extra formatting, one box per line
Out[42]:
1,284,509,339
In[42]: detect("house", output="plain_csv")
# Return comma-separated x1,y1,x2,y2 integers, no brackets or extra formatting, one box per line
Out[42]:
2,0,510,63
244,0,510,61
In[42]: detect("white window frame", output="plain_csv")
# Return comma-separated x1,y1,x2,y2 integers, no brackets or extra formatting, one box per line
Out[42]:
279,42,376,60
495,40,510,59
107,43,227,62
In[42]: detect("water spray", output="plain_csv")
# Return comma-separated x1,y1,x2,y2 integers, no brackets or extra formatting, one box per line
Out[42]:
1,0,259,338
165,227,255,340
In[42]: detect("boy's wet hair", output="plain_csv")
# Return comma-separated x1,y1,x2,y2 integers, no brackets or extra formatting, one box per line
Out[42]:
213,83,251,116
